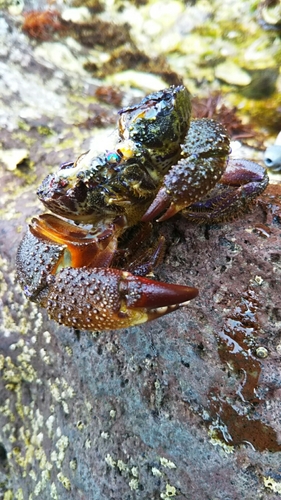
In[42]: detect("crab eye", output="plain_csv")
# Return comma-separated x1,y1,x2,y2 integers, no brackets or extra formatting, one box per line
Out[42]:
106,151,122,164
59,161,75,170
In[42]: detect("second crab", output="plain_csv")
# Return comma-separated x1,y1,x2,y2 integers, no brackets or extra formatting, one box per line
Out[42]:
16,85,269,331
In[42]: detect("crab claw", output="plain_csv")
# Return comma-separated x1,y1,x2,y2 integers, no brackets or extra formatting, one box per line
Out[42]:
42,267,198,331
141,187,174,222
142,118,231,222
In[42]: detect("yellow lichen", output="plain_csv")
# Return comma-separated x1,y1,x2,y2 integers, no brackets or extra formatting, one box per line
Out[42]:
208,427,235,453
264,476,281,494
15,489,24,500
152,467,162,477
129,478,139,490
61,401,69,414
85,438,91,449
85,401,93,412
100,431,109,439
42,330,51,343
49,383,62,402
51,451,58,462
56,435,69,453
105,454,116,467
131,466,139,478
160,483,177,499
29,470,37,481
50,482,58,500
57,472,71,490
69,458,77,470
39,348,51,365
4,492,13,500
76,420,85,430
46,415,55,438
117,459,128,472
65,345,73,356
159,457,177,469
0,353,5,369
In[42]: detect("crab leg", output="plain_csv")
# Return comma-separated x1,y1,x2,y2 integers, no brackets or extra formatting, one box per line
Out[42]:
181,159,269,224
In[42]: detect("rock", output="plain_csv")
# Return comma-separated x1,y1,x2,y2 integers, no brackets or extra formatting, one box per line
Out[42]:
1,3,281,499
264,132,281,171
0,148,29,171
107,70,168,91
215,61,251,86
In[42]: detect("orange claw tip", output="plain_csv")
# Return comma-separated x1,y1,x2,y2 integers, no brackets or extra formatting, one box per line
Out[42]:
122,273,198,309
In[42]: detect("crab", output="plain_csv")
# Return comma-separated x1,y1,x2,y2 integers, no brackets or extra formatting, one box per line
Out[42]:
16,85,269,331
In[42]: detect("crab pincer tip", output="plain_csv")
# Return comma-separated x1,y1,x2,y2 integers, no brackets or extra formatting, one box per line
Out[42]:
125,276,198,323
125,274,198,310
141,188,171,222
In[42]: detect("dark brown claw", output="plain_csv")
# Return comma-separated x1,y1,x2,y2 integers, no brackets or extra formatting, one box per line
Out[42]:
142,157,269,224
143,118,231,222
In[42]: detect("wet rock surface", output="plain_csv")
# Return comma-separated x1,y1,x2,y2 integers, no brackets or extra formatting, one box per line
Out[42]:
3,168,281,500
1,2,281,499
